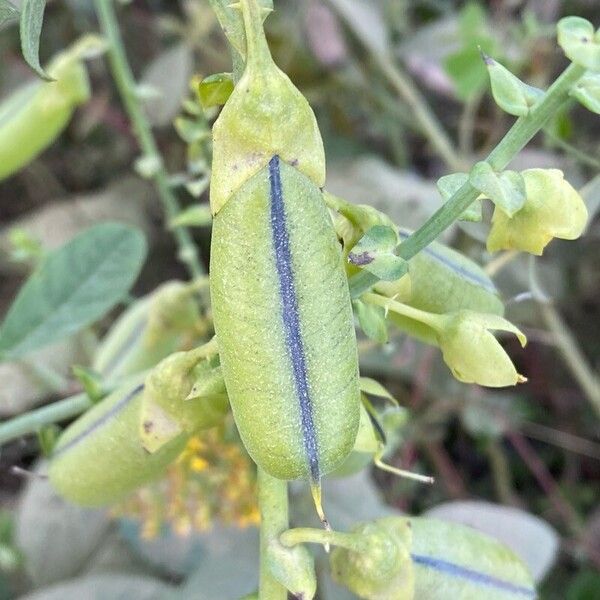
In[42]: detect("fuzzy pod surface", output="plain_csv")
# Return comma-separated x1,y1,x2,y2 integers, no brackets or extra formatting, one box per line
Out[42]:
209,0,360,489
48,376,187,506
211,157,360,482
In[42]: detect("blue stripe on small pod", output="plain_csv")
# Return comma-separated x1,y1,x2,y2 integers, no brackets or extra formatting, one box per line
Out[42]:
268,155,320,484
52,383,145,457
398,229,498,294
411,553,536,597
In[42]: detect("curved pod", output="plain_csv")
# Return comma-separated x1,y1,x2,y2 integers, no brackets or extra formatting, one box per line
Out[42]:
48,377,187,506
211,156,360,482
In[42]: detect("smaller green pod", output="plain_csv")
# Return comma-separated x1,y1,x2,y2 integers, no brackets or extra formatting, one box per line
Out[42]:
0,36,101,182
329,517,536,600
375,228,504,317
49,343,229,506
48,374,187,506
93,280,201,380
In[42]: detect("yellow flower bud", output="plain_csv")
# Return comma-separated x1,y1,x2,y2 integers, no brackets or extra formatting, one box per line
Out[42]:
436,311,527,387
487,169,588,255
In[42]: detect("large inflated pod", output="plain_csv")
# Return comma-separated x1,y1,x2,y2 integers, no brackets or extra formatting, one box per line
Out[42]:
48,343,229,506
209,0,360,516
0,36,101,182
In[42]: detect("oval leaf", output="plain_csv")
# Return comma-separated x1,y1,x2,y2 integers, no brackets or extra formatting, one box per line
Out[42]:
0,223,147,359
20,0,53,80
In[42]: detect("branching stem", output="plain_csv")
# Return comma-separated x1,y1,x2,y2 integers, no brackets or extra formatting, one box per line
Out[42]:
349,63,587,298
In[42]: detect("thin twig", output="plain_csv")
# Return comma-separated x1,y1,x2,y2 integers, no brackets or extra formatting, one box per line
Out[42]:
94,0,204,279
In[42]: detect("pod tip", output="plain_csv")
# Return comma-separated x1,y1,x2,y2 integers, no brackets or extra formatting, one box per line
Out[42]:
374,455,434,485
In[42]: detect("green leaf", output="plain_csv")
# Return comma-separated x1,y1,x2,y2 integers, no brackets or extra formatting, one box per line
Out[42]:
437,173,482,222
174,117,209,144
484,55,543,117
197,72,234,108
570,73,600,114
0,0,18,27
37,424,61,457
170,205,212,228
445,45,489,100
557,16,600,72
353,300,388,343
469,161,526,217
19,0,53,80
359,376,399,407
0,223,147,359
348,225,407,281
71,365,104,403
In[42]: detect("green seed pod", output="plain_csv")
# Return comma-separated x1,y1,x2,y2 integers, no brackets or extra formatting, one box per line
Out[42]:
139,346,229,453
409,517,536,599
48,343,228,506
330,518,414,600
0,36,101,182
376,228,504,317
329,517,536,599
93,280,202,380
209,0,360,516
48,374,188,506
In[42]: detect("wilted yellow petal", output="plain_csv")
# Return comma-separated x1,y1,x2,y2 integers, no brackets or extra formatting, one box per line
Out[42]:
487,169,588,255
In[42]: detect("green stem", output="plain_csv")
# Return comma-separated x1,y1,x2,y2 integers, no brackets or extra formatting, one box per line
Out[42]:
348,63,587,299
539,302,600,416
93,0,204,279
280,527,363,553
258,468,288,600
362,292,444,331
0,393,91,446
529,256,600,417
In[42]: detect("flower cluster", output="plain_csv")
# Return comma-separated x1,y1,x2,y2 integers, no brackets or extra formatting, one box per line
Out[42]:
112,418,259,538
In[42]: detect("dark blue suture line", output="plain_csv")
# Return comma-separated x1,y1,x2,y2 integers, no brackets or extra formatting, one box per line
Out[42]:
411,553,536,597
101,315,148,378
268,155,320,483
52,384,145,457
398,229,498,294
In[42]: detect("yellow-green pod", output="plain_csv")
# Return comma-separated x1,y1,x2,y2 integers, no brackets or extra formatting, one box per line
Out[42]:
0,37,99,182
93,280,201,380
209,0,360,504
376,228,504,316
49,344,229,506
48,374,187,506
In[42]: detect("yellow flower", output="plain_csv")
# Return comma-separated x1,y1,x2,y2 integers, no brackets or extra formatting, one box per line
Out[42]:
436,311,527,387
487,169,587,255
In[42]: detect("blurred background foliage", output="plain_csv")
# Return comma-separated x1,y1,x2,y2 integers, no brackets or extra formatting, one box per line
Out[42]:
0,0,599,599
